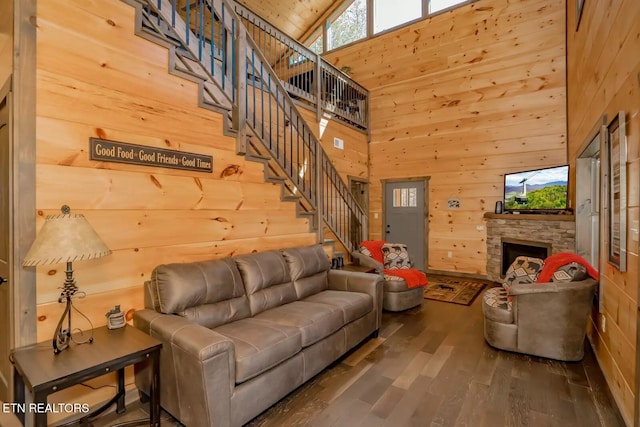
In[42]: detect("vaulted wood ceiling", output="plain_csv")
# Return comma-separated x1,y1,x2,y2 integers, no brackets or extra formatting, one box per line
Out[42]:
238,0,339,40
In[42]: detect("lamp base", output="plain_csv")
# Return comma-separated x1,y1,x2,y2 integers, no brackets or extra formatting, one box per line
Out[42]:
53,294,93,354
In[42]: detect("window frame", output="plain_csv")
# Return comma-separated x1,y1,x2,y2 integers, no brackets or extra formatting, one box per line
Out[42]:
301,0,476,54
326,0,368,51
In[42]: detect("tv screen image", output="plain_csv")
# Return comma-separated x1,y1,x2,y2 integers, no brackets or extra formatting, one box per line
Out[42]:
504,165,568,211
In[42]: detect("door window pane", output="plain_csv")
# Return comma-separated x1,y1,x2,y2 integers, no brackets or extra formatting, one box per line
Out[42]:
374,0,422,33
393,187,417,207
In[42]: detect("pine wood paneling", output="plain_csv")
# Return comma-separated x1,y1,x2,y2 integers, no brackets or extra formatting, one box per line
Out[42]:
567,0,640,424
34,0,316,340
300,108,368,183
0,0,12,84
238,0,334,40
324,0,567,275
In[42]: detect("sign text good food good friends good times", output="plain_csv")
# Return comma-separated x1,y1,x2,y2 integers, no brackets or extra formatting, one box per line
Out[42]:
89,138,213,173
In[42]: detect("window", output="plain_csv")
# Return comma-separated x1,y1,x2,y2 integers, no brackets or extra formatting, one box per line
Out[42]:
374,0,422,34
429,0,467,14
307,32,323,54
327,0,367,51
392,187,417,207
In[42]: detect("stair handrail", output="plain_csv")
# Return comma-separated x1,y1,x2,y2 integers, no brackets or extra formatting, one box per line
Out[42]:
140,0,367,252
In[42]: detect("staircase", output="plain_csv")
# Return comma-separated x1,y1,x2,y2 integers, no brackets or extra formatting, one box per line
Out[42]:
124,0,368,254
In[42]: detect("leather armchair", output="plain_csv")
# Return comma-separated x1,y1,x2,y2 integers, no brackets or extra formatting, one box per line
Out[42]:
351,249,423,312
483,278,597,361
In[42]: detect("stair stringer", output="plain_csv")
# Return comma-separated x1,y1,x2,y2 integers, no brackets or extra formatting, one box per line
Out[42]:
125,0,236,137
122,0,319,234
243,132,318,232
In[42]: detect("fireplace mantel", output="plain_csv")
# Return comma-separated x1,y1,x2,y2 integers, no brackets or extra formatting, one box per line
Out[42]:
484,213,575,221
484,213,575,282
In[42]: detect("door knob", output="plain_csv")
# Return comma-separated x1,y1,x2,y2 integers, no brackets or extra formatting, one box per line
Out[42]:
0,277,6,285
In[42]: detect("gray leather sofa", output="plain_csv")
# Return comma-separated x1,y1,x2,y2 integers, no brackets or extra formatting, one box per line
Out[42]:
482,278,597,361
133,244,383,427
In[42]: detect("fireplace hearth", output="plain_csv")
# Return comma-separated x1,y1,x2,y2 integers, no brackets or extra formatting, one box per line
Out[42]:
484,213,575,282
501,238,551,276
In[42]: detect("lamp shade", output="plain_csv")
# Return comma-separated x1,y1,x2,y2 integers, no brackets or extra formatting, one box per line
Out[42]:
23,206,111,266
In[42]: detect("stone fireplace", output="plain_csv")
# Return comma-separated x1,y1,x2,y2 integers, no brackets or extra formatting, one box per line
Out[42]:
484,213,575,282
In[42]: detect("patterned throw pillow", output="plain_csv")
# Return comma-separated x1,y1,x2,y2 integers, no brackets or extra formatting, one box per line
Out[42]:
381,243,412,270
550,262,588,282
503,256,544,293
483,287,512,312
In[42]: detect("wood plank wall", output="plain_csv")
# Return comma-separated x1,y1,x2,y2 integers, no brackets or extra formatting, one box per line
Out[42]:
567,1,640,425
0,0,12,84
34,0,321,418
323,0,567,275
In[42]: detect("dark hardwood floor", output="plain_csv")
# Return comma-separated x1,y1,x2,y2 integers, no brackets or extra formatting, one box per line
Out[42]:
99,283,625,427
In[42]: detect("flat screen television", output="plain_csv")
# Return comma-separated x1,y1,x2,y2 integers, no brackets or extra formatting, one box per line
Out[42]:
504,165,569,212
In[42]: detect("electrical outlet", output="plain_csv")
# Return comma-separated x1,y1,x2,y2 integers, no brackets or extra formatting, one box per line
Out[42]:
447,251,453,258
374,213,379,219
333,137,344,150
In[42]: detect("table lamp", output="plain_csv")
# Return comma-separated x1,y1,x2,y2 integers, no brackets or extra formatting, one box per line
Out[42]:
23,205,111,354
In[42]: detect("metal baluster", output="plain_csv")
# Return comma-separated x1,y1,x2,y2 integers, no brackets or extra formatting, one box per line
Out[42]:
251,50,256,128
211,0,216,77
185,0,190,45
260,62,264,139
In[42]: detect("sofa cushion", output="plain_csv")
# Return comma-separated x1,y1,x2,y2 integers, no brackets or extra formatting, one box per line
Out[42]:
383,277,410,292
235,251,297,315
214,318,302,384
482,287,513,324
382,243,412,270
303,290,372,324
151,258,250,329
281,245,330,299
254,301,343,347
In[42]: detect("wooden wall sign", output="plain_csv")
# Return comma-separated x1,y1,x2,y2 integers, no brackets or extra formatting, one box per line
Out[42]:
89,138,213,173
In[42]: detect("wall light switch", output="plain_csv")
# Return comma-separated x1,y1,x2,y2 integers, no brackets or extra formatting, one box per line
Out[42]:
374,213,379,219
333,137,344,150
476,225,484,231
447,251,453,258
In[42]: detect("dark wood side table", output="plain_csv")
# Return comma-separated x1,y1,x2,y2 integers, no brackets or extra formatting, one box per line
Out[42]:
11,325,161,427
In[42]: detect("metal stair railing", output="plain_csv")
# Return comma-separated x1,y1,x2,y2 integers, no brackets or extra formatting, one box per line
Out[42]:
136,0,367,253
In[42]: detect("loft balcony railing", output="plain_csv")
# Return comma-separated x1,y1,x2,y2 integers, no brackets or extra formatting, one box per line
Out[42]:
137,0,368,253
232,2,369,132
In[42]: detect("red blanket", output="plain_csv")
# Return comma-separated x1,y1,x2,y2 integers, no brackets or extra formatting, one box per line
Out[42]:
360,241,428,288
536,252,600,283
384,268,428,288
360,240,385,264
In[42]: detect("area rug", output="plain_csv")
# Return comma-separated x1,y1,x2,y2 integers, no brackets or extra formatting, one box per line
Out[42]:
423,276,488,306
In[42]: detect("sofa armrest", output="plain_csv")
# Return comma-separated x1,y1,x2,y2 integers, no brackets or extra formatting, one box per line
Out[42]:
134,310,235,427
350,251,384,274
327,269,384,329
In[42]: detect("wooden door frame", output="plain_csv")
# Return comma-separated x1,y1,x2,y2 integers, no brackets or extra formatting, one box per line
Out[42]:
348,175,368,210
381,177,430,270
8,0,38,356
